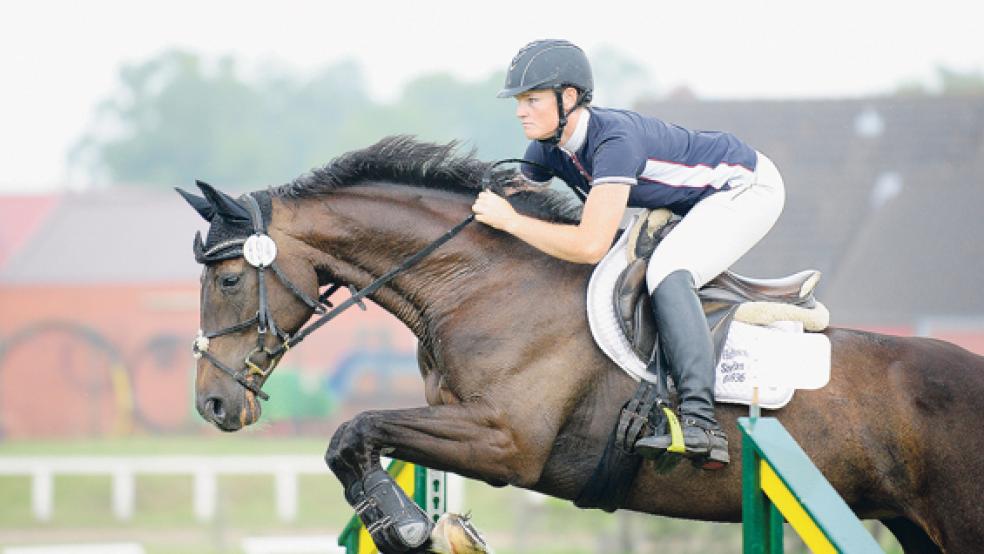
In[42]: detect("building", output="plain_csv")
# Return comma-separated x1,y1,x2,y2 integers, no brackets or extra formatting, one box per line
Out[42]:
3,95,982,437
637,95,984,340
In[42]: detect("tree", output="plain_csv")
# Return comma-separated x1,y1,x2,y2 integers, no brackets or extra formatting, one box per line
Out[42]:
893,65,984,97
341,72,523,160
71,50,526,189
938,66,984,95
588,44,661,107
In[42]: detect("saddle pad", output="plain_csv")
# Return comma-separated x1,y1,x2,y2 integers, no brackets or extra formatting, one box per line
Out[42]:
587,216,831,409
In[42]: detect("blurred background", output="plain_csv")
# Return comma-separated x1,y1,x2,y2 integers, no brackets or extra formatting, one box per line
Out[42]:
2,1,983,552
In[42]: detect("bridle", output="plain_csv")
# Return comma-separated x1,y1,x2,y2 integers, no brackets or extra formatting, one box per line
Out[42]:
191,193,330,400
193,159,561,401
192,191,477,402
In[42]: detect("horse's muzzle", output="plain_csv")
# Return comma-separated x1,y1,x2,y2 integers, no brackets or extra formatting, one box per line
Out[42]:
198,391,260,431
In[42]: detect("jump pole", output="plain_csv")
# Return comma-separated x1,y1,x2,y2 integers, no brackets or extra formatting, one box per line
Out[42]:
740,414,883,553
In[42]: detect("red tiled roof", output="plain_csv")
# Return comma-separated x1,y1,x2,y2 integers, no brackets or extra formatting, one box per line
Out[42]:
0,195,60,268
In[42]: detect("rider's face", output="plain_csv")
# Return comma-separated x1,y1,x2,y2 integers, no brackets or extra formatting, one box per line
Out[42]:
515,90,560,140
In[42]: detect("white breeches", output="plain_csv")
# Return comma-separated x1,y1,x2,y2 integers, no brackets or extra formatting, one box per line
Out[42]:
646,151,785,292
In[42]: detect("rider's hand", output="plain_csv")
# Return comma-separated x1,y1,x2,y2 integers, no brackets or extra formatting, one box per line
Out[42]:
472,191,518,232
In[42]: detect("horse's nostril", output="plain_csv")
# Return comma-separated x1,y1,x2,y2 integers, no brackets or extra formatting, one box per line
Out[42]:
206,397,226,421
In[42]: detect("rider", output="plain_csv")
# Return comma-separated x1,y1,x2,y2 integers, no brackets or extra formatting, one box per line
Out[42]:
472,39,785,469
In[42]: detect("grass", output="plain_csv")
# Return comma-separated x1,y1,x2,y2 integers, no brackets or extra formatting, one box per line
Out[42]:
0,436,904,553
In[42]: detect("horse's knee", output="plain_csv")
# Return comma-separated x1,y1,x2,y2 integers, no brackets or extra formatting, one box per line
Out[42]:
325,422,350,471
331,412,380,454
326,417,381,485
346,412,376,445
327,420,350,449
324,445,344,473
325,418,370,466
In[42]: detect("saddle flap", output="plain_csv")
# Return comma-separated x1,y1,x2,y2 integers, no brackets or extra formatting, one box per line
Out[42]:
613,259,657,359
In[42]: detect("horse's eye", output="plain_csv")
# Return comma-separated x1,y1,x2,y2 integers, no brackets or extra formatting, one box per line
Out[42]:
220,275,241,289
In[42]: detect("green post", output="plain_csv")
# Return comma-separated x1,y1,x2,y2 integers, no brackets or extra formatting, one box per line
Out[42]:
768,499,784,548
415,464,446,524
742,417,783,554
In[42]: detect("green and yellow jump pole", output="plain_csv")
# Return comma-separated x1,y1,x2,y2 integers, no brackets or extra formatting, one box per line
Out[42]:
740,416,883,553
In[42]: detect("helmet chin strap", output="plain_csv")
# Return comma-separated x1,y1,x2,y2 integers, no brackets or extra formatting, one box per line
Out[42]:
536,87,568,146
537,86,586,146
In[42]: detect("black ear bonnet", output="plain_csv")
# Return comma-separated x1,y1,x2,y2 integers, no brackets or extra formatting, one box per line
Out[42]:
176,181,273,264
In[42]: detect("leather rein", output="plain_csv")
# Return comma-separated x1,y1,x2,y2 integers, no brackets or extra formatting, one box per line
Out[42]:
192,159,560,401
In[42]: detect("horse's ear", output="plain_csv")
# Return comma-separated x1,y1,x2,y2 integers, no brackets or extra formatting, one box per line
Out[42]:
196,180,250,223
193,230,208,263
176,187,216,221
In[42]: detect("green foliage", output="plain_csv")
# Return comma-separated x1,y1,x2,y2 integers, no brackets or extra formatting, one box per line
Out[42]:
261,368,336,421
894,64,984,97
589,44,660,107
938,65,984,95
72,50,525,189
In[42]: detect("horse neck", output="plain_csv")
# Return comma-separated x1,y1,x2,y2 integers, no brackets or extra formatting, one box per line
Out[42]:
272,185,537,343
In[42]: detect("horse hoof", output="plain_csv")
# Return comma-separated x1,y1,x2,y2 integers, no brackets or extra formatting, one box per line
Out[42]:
428,513,492,554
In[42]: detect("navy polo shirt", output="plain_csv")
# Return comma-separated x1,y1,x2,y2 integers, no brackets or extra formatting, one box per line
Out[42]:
522,107,758,215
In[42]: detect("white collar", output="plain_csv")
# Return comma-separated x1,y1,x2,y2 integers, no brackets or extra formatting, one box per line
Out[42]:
560,108,590,154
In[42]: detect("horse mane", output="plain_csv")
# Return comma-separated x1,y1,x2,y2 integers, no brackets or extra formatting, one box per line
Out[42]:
272,135,581,224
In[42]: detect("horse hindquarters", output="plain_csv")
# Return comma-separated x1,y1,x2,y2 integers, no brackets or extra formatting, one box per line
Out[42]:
866,334,984,553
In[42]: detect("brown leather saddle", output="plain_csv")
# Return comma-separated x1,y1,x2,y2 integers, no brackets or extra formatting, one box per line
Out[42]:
614,210,822,363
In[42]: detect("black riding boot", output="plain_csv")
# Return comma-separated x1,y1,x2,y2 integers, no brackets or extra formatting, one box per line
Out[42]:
634,269,730,469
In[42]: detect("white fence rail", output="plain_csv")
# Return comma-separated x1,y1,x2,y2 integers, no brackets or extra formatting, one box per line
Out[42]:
241,535,344,554
2,544,145,554
0,455,327,523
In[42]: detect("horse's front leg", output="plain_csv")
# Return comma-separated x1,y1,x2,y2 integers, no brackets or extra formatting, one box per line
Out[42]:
325,399,558,553
327,398,553,487
326,416,434,554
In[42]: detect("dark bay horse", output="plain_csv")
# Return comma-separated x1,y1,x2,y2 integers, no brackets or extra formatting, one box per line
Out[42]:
182,137,984,553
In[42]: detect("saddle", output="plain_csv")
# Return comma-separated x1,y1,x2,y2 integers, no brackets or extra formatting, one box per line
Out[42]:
576,213,830,512
614,209,829,363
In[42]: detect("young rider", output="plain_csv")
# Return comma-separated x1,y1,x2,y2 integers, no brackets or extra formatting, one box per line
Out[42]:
472,39,785,469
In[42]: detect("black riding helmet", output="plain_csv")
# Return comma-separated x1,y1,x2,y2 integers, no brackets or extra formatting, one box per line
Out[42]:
498,39,594,144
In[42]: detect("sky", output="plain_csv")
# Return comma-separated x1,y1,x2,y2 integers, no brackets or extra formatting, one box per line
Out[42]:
1,0,982,193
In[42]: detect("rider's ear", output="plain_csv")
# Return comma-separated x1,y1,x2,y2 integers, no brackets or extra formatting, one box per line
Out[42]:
562,87,579,111
196,180,251,223
176,187,216,221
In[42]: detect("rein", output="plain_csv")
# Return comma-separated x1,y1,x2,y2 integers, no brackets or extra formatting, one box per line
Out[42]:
194,158,558,401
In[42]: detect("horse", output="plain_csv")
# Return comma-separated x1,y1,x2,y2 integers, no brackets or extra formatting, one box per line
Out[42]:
180,136,984,553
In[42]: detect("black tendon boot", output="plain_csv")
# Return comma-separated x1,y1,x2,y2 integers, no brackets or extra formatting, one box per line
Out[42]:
634,270,730,470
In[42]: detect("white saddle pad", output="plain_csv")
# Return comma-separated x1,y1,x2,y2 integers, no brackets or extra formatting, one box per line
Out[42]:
587,216,831,409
